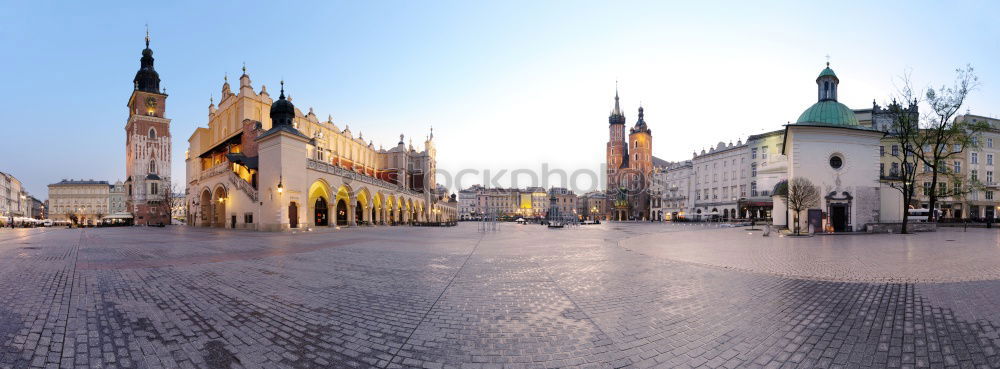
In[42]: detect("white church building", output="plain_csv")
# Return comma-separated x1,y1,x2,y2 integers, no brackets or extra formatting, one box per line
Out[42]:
769,63,904,232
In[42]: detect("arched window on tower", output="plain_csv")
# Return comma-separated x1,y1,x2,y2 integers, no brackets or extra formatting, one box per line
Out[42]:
149,160,156,174
149,128,156,139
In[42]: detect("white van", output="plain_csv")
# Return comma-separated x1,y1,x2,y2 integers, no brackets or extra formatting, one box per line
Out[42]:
907,208,929,222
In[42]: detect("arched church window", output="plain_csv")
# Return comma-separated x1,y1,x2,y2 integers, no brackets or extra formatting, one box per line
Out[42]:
149,128,156,139
149,160,156,174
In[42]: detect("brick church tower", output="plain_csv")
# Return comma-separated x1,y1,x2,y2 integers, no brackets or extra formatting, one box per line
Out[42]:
627,105,653,220
604,89,654,221
606,89,630,220
124,30,172,225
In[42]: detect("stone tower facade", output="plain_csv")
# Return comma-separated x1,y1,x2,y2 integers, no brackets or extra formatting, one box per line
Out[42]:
124,31,172,225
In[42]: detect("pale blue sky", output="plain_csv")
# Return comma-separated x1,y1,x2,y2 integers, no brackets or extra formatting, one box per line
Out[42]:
1,1,998,197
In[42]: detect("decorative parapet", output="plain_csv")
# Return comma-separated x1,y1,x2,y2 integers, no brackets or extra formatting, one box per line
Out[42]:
307,159,421,196
200,162,231,182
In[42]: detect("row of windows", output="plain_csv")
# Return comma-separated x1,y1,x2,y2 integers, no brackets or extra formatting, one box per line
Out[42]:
694,185,748,201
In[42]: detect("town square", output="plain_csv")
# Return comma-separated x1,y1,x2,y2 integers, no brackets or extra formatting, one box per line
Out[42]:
3,1,1000,368
4,224,1000,368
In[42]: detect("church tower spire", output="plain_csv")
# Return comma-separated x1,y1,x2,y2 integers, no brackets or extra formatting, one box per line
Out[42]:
609,86,625,125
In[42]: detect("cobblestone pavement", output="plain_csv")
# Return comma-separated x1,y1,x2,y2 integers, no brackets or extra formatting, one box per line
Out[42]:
2,223,1000,368
622,224,1000,282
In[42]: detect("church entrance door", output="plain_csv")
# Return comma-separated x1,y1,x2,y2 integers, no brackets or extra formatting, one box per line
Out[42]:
831,205,847,232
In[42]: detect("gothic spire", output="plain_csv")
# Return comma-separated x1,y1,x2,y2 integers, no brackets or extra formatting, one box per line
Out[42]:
608,84,625,125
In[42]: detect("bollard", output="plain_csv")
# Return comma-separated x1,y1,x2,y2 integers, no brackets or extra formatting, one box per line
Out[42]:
762,226,770,237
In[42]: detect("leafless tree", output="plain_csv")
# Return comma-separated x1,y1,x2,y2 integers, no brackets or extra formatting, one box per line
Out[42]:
781,177,820,235
913,65,988,221
170,183,185,222
880,71,922,233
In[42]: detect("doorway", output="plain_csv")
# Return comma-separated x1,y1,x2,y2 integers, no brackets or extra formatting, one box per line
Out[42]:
831,204,847,232
336,199,348,225
288,202,299,229
315,197,328,226
356,201,363,225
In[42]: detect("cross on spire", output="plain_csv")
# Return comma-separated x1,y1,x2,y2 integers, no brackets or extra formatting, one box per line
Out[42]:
145,24,150,47
242,62,246,74
825,54,831,67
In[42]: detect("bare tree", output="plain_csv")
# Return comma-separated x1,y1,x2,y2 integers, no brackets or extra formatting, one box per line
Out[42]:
880,71,922,233
780,177,820,235
170,183,185,223
914,65,988,221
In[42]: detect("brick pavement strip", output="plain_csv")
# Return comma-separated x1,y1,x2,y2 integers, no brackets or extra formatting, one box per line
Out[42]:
0,224,999,368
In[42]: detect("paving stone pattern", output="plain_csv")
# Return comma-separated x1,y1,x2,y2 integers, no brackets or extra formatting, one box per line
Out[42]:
0,224,999,368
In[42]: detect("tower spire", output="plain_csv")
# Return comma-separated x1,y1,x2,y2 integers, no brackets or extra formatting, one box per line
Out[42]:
134,26,160,93
609,82,624,124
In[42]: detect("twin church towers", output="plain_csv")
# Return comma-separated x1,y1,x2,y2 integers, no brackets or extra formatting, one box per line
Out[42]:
605,89,654,221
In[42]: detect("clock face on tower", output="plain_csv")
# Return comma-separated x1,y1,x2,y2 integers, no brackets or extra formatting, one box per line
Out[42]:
145,96,157,109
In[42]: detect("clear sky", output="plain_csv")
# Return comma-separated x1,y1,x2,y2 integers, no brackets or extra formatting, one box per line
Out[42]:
2,1,998,198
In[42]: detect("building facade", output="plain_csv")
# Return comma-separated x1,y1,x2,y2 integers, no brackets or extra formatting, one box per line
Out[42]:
124,32,172,225
28,196,44,219
577,191,606,221
0,172,28,219
109,181,128,216
47,180,111,225
691,141,750,220
458,185,481,220
653,161,693,220
185,69,454,231
548,187,578,221
906,114,1000,220
742,130,787,219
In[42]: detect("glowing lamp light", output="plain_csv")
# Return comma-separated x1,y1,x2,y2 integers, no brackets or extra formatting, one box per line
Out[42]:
277,176,284,194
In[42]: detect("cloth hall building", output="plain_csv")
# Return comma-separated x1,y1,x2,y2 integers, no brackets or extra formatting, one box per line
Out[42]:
185,70,455,231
